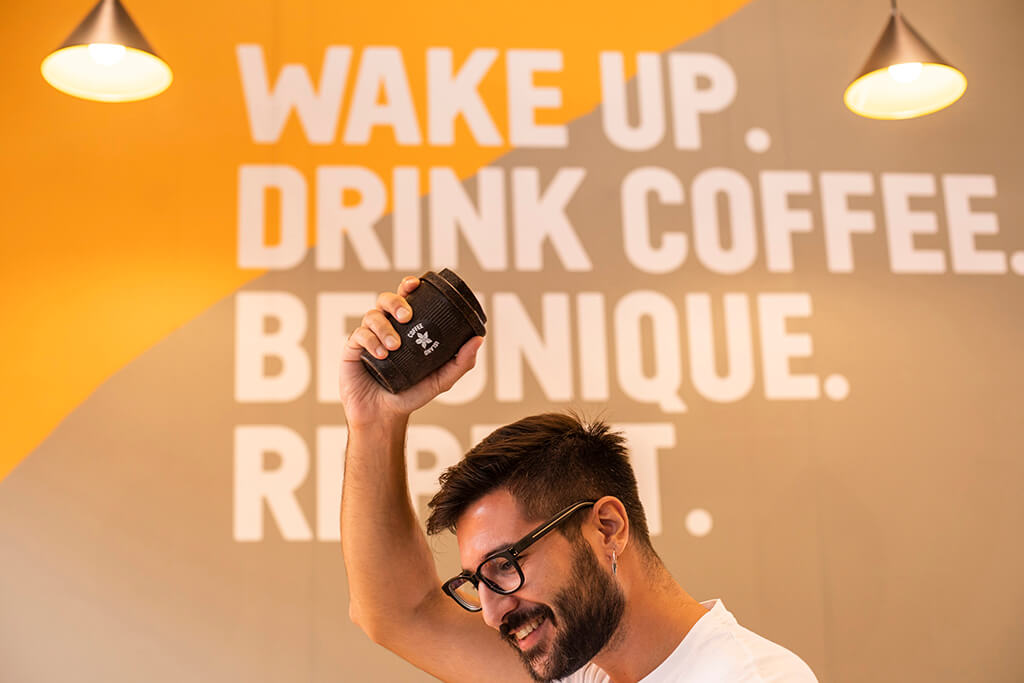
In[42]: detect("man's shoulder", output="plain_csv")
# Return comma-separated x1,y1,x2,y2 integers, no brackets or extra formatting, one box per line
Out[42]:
557,599,817,683
555,662,609,683
673,599,818,682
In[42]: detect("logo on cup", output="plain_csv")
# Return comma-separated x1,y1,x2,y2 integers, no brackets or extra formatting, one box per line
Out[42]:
407,322,442,356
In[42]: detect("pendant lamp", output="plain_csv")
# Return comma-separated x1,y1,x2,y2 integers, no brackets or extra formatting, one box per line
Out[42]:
41,0,172,102
844,0,966,120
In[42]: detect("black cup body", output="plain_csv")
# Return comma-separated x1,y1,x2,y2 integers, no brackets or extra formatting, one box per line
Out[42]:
360,269,487,393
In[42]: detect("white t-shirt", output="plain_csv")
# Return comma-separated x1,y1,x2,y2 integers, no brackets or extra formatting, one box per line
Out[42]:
558,599,818,683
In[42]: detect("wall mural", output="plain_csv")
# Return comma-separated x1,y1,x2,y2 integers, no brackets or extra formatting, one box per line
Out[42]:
2,1,1022,681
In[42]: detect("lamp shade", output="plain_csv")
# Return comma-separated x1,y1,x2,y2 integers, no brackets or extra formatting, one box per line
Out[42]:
844,9,966,120
41,0,172,102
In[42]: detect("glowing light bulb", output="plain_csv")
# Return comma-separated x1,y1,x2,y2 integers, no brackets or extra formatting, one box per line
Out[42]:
888,62,923,84
88,43,126,66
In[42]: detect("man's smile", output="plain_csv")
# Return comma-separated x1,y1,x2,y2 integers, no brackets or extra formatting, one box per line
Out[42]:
514,614,544,642
513,614,553,652
502,606,555,652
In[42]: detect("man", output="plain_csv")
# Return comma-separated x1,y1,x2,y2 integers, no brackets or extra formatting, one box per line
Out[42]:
340,276,818,682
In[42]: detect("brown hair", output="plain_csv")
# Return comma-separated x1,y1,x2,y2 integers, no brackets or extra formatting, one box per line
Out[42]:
425,412,655,556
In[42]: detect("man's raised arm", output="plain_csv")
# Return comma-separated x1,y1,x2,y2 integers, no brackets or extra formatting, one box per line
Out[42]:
338,276,529,683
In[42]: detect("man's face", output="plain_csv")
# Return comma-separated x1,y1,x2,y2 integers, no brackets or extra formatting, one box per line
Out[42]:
456,490,625,681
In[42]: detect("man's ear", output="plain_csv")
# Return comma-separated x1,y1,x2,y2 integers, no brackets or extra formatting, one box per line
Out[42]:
592,495,629,554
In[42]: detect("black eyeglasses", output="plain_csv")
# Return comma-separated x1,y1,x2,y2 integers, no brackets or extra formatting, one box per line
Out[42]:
441,500,597,612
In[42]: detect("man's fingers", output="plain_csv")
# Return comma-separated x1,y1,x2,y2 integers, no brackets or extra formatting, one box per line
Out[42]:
376,291,412,324
345,326,388,360
397,276,420,299
364,310,401,351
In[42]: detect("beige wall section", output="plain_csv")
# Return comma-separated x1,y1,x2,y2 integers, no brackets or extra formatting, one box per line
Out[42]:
3,0,1024,681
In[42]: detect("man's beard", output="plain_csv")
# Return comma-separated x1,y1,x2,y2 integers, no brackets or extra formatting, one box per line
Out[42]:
499,539,626,682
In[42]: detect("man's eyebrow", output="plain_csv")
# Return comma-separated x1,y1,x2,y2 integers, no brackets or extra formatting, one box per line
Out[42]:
484,541,513,558
464,541,514,571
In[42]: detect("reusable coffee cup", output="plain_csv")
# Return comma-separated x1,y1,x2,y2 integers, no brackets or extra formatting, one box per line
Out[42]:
360,268,487,393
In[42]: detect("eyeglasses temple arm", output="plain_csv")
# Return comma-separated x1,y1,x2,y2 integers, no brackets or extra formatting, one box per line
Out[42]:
511,499,598,555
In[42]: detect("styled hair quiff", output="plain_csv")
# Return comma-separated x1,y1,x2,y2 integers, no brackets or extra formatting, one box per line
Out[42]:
425,413,655,555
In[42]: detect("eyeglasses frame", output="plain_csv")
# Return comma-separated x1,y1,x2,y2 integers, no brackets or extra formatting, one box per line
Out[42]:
441,499,598,612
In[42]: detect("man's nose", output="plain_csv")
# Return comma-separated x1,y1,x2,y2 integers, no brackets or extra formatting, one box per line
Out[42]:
479,584,518,630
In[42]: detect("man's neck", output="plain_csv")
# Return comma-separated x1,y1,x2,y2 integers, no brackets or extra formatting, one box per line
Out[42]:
590,560,708,683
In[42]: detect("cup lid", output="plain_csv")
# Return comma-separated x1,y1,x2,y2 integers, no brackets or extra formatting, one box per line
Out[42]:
439,269,486,322
422,269,487,336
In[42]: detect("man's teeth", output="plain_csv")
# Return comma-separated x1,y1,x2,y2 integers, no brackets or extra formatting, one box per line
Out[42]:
515,617,543,640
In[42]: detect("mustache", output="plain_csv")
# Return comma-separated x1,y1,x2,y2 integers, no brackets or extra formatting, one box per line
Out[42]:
499,605,554,639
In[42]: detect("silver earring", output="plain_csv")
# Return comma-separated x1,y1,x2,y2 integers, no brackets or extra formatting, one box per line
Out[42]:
612,549,617,575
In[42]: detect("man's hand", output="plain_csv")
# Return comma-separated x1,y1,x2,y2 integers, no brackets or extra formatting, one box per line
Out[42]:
339,275,484,428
